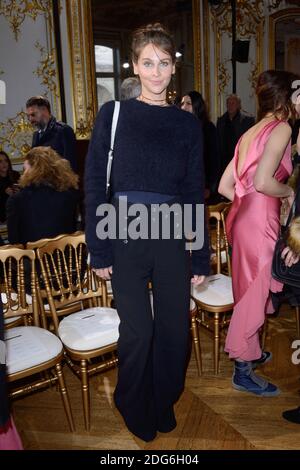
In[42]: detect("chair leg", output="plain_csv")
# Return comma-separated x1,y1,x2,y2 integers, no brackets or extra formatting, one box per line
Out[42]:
214,312,220,374
295,306,300,338
80,359,90,431
190,310,202,376
55,362,75,432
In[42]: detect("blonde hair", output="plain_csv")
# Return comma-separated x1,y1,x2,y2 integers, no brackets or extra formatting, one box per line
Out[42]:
20,146,78,191
286,216,300,256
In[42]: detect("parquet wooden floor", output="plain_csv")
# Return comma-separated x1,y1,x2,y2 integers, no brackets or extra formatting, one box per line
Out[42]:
12,303,300,450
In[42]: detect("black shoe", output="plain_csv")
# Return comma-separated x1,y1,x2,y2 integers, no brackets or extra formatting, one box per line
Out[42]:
252,351,272,369
282,407,300,424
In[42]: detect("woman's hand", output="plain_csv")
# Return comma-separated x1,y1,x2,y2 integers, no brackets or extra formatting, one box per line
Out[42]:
281,246,299,267
191,275,206,286
93,266,113,280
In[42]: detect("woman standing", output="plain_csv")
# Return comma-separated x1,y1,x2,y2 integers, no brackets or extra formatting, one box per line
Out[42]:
219,70,297,396
85,23,209,441
181,91,220,201
0,151,19,223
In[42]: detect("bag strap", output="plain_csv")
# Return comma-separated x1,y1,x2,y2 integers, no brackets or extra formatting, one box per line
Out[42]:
106,101,120,196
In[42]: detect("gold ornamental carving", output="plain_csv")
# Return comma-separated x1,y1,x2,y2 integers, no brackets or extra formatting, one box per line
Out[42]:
210,0,264,37
268,0,283,10
0,111,33,162
34,41,58,97
0,0,52,41
67,0,96,139
248,60,259,96
218,61,230,94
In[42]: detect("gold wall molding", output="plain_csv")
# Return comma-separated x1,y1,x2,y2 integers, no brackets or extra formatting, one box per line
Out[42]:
0,2,61,161
0,111,33,162
0,0,52,40
203,0,211,113
34,41,59,97
192,0,202,92
66,0,96,139
269,7,300,68
248,60,259,96
268,0,283,11
210,0,264,38
209,0,264,119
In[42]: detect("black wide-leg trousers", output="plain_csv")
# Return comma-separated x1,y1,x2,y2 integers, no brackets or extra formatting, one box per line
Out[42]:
111,227,190,441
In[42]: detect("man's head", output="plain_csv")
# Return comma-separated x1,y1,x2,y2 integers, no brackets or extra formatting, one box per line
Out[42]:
226,94,241,119
26,96,51,129
120,77,141,100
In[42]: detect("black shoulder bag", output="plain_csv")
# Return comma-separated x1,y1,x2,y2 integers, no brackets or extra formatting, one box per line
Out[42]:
272,187,300,288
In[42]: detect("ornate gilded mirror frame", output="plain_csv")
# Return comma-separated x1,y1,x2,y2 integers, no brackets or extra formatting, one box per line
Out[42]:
269,7,300,69
67,0,203,139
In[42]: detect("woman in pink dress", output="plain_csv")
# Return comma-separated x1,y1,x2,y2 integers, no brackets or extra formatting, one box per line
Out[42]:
219,70,298,396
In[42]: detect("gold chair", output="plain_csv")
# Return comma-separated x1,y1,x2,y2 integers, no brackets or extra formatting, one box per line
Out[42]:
36,233,119,431
209,202,232,275
28,232,91,328
191,203,234,374
1,247,74,431
0,243,26,329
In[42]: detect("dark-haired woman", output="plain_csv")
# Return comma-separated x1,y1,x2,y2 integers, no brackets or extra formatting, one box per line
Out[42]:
85,23,209,441
0,151,19,223
181,91,220,201
219,70,297,396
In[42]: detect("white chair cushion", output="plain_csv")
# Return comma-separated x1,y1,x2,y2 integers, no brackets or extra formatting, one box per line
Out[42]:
5,326,63,374
191,274,234,306
58,307,120,351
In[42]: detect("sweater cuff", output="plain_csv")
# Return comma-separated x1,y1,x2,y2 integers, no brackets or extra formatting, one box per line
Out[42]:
89,249,113,270
191,253,211,276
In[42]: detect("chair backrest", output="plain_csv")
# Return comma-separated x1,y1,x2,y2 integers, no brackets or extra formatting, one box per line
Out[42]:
0,243,24,250
208,202,231,275
36,233,108,333
0,247,39,325
26,231,84,250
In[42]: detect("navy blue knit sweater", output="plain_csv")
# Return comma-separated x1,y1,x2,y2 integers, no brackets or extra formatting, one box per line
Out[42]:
85,99,210,275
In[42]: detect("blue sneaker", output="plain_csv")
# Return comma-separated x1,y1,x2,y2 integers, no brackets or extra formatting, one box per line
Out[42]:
232,361,280,397
252,351,272,369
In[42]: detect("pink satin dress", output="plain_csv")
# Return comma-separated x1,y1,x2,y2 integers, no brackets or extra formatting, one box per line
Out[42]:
225,120,292,361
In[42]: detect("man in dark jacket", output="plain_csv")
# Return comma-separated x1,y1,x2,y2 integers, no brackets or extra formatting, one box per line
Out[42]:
26,96,77,172
217,94,255,178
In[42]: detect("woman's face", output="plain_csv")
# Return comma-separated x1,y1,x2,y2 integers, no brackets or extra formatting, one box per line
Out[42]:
0,154,9,174
181,95,193,114
133,43,175,99
23,160,31,173
295,93,300,118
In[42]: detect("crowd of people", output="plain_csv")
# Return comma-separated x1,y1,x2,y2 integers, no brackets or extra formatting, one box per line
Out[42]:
1,20,300,449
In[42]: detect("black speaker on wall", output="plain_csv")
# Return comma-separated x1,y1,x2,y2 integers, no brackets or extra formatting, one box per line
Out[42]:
233,40,250,63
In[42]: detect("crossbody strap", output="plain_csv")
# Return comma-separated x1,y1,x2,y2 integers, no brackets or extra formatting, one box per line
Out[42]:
106,100,120,195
